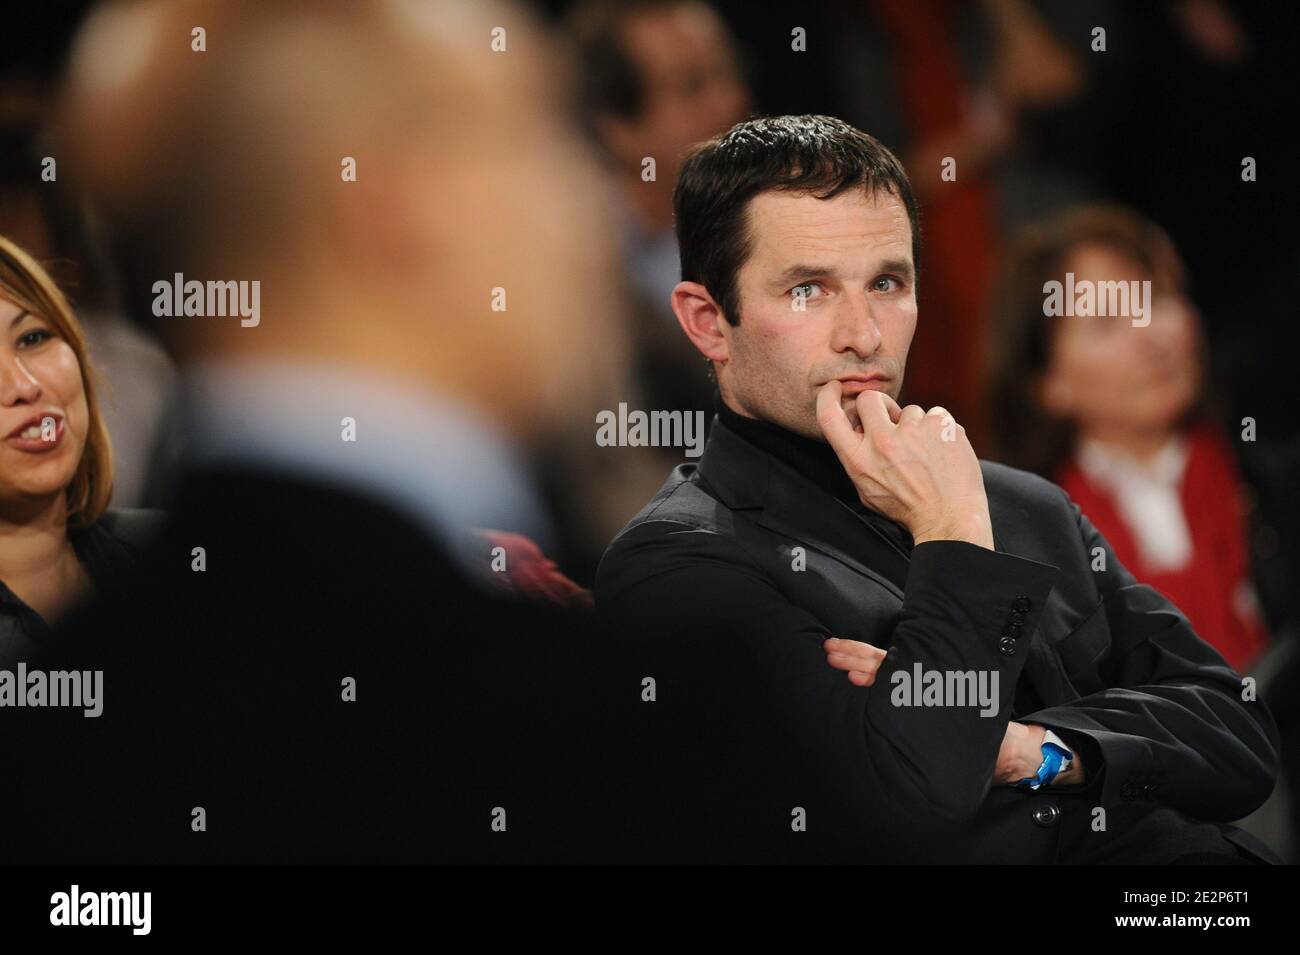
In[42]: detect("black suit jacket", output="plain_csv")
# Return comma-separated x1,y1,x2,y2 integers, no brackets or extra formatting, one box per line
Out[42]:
595,417,1281,863
9,467,613,863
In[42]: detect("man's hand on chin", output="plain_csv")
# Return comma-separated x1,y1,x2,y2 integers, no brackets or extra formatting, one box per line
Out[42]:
816,382,995,550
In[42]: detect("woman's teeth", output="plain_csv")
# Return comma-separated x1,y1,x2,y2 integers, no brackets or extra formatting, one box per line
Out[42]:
20,425,44,439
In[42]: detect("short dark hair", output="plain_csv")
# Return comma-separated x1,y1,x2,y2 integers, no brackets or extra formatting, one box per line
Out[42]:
673,114,920,326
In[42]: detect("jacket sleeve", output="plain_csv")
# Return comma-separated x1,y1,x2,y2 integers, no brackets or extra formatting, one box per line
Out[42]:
1022,493,1280,822
596,520,1059,848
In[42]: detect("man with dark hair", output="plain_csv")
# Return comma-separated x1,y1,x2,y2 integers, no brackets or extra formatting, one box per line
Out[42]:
596,114,1281,863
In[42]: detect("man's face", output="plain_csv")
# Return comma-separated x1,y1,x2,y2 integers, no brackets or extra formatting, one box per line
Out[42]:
719,188,917,440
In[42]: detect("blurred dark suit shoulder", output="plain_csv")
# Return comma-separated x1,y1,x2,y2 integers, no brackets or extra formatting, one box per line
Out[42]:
12,468,611,863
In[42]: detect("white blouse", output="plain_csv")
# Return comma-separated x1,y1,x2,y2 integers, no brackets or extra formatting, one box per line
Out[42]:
1076,435,1192,572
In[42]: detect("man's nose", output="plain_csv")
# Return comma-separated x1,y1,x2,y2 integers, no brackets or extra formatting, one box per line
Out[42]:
829,292,883,359
0,353,43,405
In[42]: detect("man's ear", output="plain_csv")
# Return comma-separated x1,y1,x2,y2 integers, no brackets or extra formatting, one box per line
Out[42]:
671,280,731,363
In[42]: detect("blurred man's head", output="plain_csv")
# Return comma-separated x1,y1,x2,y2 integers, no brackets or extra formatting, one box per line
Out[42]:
669,115,920,440
54,0,626,441
569,0,749,197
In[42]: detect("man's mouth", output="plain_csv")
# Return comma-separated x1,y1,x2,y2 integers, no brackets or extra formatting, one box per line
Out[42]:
834,375,891,394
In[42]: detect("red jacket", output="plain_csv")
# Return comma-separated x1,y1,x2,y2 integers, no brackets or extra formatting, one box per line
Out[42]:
1055,422,1268,671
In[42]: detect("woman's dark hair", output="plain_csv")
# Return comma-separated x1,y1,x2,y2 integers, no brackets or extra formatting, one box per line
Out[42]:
566,0,677,122
985,203,1212,478
673,114,920,326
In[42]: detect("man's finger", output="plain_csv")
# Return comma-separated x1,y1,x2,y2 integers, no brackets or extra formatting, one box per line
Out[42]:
827,653,879,685
853,388,896,436
880,393,903,424
826,649,886,670
824,637,886,662
825,639,887,680
827,656,885,680
897,403,926,425
816,381,863,457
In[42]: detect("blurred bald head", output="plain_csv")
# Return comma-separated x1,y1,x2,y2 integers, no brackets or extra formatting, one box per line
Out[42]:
56,0,626,436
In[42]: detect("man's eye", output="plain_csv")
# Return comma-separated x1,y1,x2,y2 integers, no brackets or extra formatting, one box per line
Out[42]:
791,282,822,299
872,276,902,292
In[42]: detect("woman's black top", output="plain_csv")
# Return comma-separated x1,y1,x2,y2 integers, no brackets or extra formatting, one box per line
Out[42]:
0,508,164,666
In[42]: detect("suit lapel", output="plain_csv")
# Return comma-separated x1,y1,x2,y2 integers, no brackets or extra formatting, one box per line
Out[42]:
698,421,905,600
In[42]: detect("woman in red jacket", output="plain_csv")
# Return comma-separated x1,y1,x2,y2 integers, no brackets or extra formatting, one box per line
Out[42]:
986,205,1268,671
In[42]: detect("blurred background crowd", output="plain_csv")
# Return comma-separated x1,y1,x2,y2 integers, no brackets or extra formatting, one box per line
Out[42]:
2,0,1297,860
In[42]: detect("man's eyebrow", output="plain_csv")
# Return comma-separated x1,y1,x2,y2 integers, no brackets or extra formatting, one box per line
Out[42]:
771,264,839,287
771,258,915,287
8,309,30,329
877,258,915,281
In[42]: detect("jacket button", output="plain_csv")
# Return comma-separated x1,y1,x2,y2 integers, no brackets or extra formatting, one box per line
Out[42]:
1008,611,1026,627
999,636,1018,656
1031,804,1060,827
1012,597,1032,612
1004,623,1023,639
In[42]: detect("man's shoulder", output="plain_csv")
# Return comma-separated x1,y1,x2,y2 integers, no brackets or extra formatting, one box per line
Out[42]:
979,459,1074,517
607,463,737,543
597,463,756,596
596,456,1080,594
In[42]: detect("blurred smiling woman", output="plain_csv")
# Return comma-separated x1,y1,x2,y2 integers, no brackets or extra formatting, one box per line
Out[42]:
0,235,159,665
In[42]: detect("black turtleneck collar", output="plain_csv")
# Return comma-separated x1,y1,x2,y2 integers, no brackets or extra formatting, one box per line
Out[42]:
713,391,861,508
711,389,915,559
